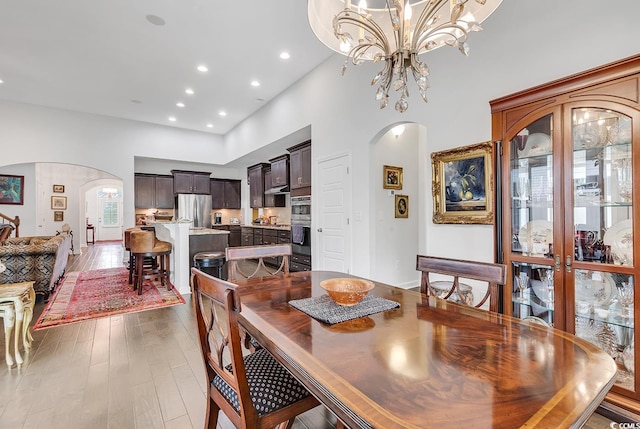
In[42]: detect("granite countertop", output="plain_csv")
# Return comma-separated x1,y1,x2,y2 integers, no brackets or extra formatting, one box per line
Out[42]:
244,224,291,231
214,223,291,230
189,228,230,235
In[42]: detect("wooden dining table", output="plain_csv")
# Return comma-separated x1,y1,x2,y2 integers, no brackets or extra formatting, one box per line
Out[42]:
235,270,618,429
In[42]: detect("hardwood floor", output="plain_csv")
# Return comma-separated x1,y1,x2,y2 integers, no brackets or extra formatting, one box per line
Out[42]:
0,242,336,429
0,242,625,428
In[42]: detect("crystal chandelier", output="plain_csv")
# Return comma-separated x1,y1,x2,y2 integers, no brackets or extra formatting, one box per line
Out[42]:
308,0,503,112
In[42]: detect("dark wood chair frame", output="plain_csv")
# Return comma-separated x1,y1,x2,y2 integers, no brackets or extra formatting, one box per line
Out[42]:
225,244,291,281
416,255,507,312
190,268,319,429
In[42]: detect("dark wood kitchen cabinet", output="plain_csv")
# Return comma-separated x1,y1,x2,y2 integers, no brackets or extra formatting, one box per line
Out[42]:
171,170,211,194
210,179,241,209
288,140,311,195
263,168,286,208
248,163,268,208
134,174,174,209
268,154,289,187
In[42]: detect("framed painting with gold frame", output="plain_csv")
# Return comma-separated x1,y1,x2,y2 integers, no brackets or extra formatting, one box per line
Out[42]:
53,211,64,222
383,165,403,190
431,141,494,224
395,195,409,218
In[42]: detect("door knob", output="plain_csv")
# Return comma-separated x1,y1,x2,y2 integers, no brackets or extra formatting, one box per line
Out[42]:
317,228,323,232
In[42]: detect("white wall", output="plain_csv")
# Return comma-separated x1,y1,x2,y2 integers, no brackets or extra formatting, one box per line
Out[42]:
224,0,640,280
2,0,640,286
0,102,225,230
370,124,421,288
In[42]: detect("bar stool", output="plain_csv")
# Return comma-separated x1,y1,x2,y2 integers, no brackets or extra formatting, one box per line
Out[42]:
129,230,173,295
124,227,142,284
193,252,226,280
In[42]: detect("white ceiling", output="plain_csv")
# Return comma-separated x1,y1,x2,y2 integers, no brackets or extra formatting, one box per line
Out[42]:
0,0,333,135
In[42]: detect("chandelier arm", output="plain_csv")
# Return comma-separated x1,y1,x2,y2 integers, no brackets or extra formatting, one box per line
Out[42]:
412,22,470,52
384,0,402,51
335,11,391,54
412,0,448,37
350,43,386,65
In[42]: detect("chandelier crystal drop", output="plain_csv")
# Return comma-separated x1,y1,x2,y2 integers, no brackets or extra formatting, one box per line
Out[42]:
308,0,503,112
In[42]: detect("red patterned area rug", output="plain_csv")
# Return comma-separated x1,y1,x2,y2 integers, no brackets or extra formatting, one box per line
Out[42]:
34,267,186,330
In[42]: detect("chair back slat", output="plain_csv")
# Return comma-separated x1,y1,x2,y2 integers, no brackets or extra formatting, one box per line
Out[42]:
416,255,506,312
226,244,291,280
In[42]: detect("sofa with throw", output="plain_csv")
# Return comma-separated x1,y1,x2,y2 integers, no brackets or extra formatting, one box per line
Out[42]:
0,233,72,301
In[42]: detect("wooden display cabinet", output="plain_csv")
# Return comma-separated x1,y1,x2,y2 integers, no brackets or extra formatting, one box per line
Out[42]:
491,54,640,413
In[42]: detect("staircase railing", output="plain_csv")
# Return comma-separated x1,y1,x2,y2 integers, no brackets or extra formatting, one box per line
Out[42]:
0,212,19,237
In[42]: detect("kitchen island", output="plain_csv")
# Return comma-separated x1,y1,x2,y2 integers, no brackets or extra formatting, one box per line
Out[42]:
149,221,229,294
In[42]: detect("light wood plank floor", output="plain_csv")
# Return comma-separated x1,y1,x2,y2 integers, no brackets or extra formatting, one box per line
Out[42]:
0,242,624,428
0,242,336,429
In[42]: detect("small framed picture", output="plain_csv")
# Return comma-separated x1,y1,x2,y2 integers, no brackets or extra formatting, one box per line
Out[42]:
383,165,403,190
53,211,64,222
395,194,409,218
51,196,67,210
53,184,65,193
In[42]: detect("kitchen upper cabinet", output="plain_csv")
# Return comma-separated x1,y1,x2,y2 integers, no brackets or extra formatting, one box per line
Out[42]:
268,154,289,187
248,163,268,208
134,174,174,209
171,170,211,194
288,140,311,194
491,54,640,412
210,179,241,209
154,175,174,208
263,168,286,208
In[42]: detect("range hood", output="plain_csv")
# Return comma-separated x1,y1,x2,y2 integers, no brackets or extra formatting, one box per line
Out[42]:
264,185,290,195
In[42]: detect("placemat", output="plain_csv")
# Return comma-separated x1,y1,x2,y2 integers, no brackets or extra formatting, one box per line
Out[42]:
289,294,400,324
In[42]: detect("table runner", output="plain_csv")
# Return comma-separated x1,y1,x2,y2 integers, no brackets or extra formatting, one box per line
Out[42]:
289,294,400,324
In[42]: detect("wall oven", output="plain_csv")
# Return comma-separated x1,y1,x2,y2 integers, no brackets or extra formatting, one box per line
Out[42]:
291,196,311,270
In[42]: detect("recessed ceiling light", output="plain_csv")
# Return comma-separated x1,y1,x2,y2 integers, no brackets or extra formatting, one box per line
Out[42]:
146,14,166,26
218,111,227,117
280,52,291,60
176,102,185,108
185,88,194,95
131,99,142,104
168,116,177,122
251,80,260,87
197,65,208,72
256,98,264,103
206,123,214,128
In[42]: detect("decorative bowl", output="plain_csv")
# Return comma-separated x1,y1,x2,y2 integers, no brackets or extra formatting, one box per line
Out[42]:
320,278,374,306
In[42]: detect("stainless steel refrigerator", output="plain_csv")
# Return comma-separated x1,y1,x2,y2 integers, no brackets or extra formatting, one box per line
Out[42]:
176,194,212,228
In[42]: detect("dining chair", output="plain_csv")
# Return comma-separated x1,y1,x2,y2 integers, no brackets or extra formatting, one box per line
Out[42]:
416,255,507,312
190,267,319,429
225,244,291,281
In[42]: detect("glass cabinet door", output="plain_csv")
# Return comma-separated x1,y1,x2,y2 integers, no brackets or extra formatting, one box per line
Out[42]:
509,114,556,325
571,107,634,391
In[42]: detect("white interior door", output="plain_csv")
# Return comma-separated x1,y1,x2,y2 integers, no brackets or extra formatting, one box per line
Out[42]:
317,153,351,272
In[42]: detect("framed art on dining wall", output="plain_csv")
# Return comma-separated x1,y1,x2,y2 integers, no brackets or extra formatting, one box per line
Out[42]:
0,174,25,205
53,211,64,222
53,184,65,193
431,141,494,225
383,165,403,190
395,195,409,218
51,196,67,210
